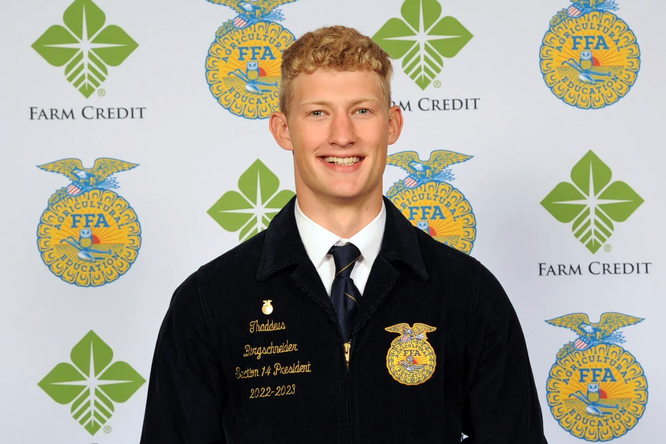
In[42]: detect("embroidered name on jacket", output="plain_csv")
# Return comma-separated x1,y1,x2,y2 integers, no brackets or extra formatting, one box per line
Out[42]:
249,319,287,333
243,340,298,360
386,323,437,385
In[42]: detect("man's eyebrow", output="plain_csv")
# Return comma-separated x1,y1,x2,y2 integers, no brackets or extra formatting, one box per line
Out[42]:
349,98,382,106
299,98,382,108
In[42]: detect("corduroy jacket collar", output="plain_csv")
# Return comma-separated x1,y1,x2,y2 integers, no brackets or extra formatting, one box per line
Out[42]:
257,196,428,281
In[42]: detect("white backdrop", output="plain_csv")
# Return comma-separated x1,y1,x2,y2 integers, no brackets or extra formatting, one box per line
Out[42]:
1,0,664,443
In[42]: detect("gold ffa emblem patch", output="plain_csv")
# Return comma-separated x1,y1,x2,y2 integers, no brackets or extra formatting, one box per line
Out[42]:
385,323,437,386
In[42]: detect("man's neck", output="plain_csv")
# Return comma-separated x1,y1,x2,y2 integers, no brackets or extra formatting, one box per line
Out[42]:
296,192,384,239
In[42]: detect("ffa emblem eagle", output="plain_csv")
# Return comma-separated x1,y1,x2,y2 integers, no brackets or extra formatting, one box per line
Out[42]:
546,312,643,359
38,158,138,205
206,0,296,35
386,150,471,196
385,323,437,386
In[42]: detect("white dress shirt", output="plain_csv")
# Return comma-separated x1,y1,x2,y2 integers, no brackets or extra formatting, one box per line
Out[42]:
294,200,386,296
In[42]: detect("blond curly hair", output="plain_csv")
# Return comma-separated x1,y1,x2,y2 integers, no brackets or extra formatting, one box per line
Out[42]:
279,25,393,115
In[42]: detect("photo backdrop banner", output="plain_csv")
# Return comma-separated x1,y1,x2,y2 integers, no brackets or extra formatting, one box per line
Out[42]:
1,0,664,442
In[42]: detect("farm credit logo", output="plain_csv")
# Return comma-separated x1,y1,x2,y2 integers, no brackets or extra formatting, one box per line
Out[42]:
539,0,640,109
372,0,478,113
37,158,141,286
39,331,145,435
546,312,647,441
208,160,294,241
205,0,297,119
373,0,472,90
541,151,643,253
32,0,138,98
386,150,476,254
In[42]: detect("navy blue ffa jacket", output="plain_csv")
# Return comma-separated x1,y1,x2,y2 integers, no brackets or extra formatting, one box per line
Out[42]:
140,197,547,444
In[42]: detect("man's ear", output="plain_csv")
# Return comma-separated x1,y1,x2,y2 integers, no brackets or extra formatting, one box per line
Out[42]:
387,105,404,145
269,111,293,151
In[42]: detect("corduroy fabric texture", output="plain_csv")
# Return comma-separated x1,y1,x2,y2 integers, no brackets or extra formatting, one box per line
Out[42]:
140,197,548,444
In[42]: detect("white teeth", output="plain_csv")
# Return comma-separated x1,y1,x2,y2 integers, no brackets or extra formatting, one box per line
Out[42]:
323,156,361,165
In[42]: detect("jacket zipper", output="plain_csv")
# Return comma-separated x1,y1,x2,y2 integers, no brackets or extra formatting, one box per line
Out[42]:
343,340,352,444
343,341,351,371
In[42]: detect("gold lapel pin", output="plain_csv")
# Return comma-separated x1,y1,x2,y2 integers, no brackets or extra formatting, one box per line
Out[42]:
262,300,273,315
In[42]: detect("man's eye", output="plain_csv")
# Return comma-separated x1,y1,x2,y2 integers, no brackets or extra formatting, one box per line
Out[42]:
310,110,324,116
356,108,371,115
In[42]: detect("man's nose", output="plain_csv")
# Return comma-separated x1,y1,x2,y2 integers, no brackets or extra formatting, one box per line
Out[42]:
328,113,355,147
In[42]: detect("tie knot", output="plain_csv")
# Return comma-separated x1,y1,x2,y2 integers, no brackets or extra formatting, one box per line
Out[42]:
328,243,361,278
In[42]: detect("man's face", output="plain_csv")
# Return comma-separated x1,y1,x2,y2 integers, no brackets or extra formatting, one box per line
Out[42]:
270,69,403,205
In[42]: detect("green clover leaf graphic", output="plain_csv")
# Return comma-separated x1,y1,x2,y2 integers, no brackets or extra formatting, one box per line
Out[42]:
373,0,472,90
38,331,145,435
208,160,295,242
541,151,643,253
32,0,138,98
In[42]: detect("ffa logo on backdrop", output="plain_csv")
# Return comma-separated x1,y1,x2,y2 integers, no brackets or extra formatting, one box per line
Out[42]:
37,158,141,286
545,313,647,441
386,151,476,254
205,0,297,119
539,0,640,108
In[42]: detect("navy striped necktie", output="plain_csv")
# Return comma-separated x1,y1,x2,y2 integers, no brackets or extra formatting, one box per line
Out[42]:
328,243,362,342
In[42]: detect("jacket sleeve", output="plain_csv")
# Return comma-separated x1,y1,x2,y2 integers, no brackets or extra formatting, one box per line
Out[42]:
462,265,548,444
140,271,227,444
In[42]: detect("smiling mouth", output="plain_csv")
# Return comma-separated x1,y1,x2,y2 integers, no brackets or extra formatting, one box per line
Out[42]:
322,156,363,166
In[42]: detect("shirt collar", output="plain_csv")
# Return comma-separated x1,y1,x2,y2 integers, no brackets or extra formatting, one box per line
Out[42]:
294,199,386,270
256,197,428,282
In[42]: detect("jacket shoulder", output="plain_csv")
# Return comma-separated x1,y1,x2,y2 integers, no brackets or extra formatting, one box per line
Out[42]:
197,230,267,279
414,227,481,276
414,228,509,308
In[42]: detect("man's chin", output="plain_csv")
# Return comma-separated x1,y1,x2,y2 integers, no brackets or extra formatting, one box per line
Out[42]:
319,188,382,204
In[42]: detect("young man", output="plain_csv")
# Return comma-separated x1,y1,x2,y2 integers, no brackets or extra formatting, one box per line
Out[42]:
141,26,547,443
